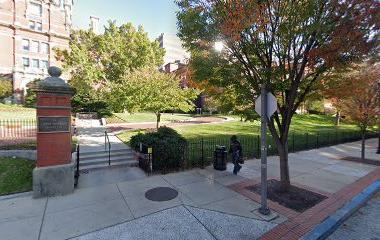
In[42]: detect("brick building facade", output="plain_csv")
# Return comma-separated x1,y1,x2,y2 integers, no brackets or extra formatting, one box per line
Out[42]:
0,0,73,102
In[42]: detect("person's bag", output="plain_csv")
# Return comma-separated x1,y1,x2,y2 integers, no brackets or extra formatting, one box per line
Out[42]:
238,156,244,164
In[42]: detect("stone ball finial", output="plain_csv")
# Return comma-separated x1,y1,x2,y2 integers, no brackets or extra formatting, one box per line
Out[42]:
48,66,62,77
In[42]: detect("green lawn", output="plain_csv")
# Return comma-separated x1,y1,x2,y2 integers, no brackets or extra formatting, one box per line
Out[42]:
175,114,359,140
107,112,194,124
0,103,35,120
117,129,146,144
0,157,35,195
117,114,360,143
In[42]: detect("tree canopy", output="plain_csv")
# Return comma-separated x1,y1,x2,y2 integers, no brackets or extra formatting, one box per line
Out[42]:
109,68,199,128
176,0,380,189
326,62,380,159
55,21,165,112
338,63,380,130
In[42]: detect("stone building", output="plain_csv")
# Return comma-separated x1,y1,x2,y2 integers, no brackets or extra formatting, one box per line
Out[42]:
157,33,190,68
0,0,73,102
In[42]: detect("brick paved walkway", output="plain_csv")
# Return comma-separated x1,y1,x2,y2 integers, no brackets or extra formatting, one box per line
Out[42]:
230,167,380,240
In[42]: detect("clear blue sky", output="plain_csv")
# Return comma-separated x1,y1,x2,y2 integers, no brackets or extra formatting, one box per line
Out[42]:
72,0,179,39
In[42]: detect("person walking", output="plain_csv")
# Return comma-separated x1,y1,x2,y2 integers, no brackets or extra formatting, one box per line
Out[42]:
229,135,242,175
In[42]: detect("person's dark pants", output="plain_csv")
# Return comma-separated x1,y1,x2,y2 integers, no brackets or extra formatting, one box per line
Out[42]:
232,152,241,174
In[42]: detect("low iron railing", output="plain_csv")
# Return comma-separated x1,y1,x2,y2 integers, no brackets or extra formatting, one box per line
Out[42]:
137,142,153,174
0,119,36,140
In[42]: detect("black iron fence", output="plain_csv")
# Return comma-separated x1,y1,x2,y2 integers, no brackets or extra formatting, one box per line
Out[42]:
183,129,378,168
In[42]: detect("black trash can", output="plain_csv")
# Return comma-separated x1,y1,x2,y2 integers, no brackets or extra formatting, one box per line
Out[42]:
213,145,227,171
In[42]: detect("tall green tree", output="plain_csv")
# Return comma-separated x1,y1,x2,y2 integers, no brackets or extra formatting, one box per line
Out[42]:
55,21,165,112
176,0,380,190
110,68,199,128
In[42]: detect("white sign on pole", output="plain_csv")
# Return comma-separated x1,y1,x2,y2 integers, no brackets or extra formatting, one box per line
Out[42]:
255,92,277,117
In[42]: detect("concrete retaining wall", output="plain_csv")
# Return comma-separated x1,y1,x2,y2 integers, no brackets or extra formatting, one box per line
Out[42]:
0,150,36,160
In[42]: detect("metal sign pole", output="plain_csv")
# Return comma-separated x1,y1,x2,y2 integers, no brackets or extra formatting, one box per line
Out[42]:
259,84,270,215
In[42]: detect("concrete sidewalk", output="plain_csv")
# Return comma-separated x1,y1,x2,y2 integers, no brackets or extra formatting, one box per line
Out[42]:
76,119,130,152
1,139,379,240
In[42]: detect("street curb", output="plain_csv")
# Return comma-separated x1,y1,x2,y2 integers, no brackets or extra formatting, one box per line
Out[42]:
0,191,32,201
302,179,380,240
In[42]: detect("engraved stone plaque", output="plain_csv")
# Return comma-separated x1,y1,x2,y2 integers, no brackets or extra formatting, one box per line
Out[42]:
38,116,70,133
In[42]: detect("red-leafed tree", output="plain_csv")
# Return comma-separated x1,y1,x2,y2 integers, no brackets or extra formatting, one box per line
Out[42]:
177,0,380,190
335,63,380,160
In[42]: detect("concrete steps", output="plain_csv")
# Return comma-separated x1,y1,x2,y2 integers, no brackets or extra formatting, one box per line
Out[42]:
79,148,137,170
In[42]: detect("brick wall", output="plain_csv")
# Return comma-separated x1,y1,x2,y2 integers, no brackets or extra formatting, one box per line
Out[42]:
0,0,73,102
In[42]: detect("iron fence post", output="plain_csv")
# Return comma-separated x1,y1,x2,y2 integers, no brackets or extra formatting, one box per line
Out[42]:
74,144,80,187
76,145,80,177
108,147,111,166
201,138,204,169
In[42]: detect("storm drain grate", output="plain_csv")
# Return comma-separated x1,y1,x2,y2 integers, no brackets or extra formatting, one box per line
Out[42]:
145,187,178,202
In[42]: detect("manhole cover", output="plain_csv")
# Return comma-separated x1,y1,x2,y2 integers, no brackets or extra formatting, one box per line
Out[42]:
145,187,178,202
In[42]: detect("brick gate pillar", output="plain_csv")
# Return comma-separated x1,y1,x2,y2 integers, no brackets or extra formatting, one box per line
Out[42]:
32,66,75,198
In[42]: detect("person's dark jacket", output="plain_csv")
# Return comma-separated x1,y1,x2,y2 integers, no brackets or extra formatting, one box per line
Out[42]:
229,140,242,158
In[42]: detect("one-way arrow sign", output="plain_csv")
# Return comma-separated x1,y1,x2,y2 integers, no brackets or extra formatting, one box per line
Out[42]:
255,92,277,118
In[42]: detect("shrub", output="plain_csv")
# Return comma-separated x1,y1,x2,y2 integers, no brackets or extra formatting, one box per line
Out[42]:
306,100,325,114
130,127,187,172
71,93,112,117
0,77,12,100
24,79,40,107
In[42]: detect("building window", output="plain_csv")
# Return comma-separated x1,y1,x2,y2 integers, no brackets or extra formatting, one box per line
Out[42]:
29,2,42,16
22,39,30,51
40,60,49,69
28,21,42,31
32,59,39,68
40,43,49,54
22,58,30,67
36,22,42,31
29,21,35,30
31,41,39,53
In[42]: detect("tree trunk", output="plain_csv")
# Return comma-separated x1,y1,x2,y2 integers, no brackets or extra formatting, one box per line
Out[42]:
277,140,290,191
361,129,366,160
335,110,340,126
268,120,291,192
156,112,161,129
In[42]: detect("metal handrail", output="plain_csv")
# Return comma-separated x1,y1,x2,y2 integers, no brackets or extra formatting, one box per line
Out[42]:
74,144,80,187
105,131,111,165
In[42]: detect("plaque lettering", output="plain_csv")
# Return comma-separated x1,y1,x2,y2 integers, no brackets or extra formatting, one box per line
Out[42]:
38,117,70,133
